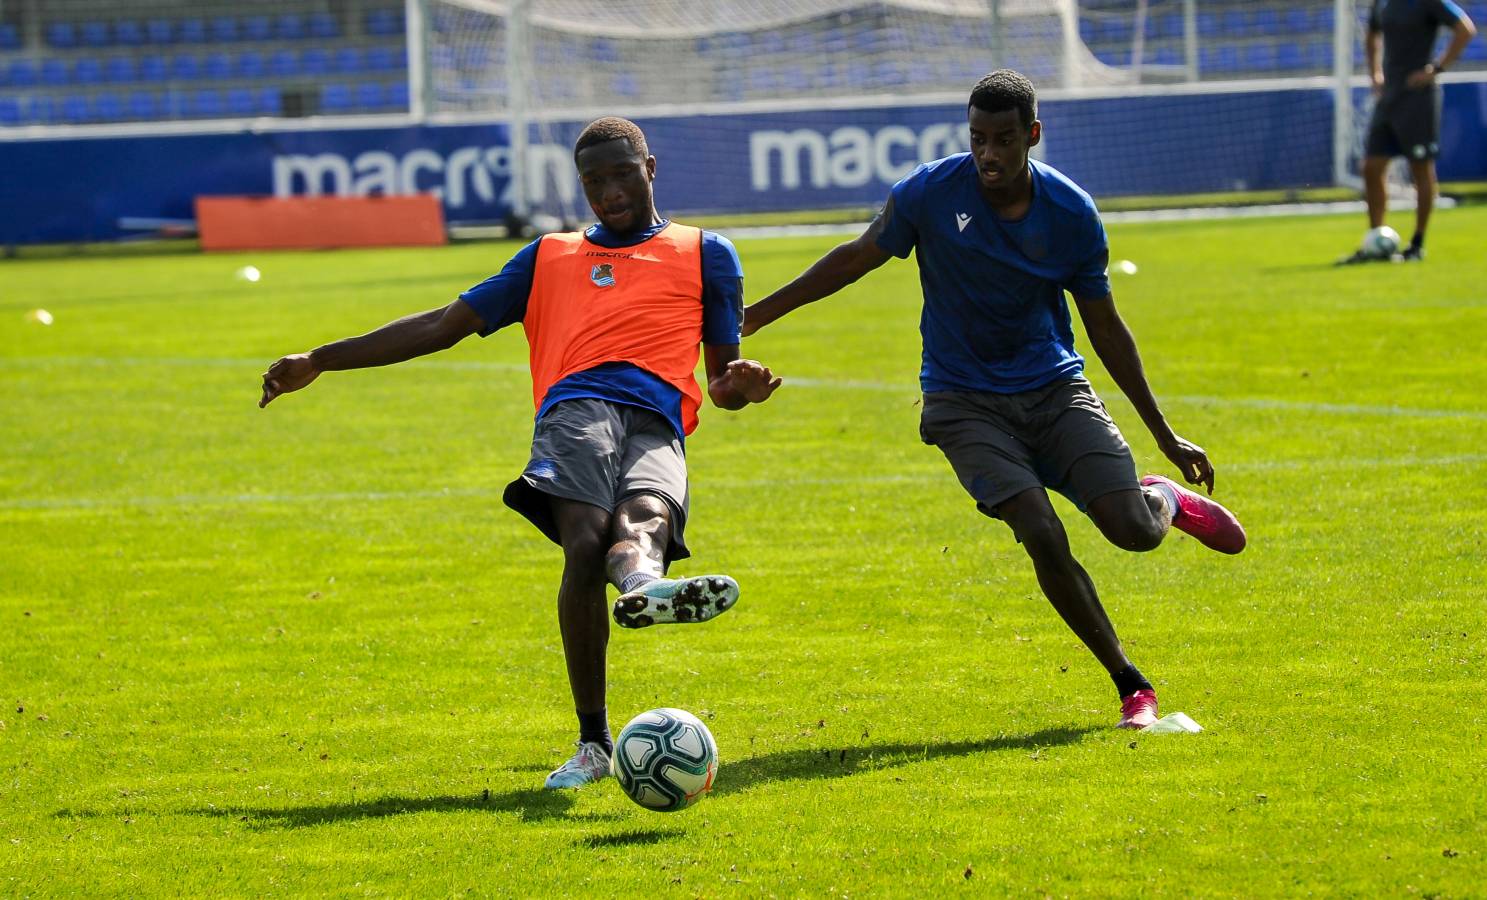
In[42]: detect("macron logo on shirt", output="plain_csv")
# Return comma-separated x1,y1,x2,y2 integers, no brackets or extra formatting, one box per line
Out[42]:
956,212,972,232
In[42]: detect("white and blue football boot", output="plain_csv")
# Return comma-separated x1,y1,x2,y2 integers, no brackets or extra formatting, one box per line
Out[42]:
543,741,612,790
612,575,739,629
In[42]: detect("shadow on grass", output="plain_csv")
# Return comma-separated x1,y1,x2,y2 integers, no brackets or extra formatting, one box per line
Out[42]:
179,786,615,829
718,724,1094,794
579,828,683,849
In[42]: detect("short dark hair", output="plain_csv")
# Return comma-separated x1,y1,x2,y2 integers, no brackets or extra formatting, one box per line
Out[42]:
968,70,1037,130
574,116,649,163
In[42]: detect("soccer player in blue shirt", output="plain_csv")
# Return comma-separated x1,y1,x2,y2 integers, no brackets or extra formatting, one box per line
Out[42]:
744,71,1247,730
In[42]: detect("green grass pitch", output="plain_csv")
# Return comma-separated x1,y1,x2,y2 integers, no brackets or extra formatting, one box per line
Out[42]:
2,208,1484,895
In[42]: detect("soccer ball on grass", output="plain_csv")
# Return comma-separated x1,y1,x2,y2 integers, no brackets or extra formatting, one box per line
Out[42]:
1360,225,1401,259
611,708,718,812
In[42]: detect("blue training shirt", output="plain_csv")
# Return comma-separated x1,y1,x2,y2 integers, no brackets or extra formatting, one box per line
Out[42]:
458,220,744,440
876,154,1112,394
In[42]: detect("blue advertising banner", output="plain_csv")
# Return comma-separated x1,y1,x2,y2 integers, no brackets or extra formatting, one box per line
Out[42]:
1,82,1484,245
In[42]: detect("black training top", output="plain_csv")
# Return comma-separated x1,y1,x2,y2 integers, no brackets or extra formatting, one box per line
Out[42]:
1369,0,1465,92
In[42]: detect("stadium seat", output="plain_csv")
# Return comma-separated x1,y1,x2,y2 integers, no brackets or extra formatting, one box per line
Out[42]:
211,17,240,43
139,55,168,81
1197,11,1220,36
1220,10,1252,35
300,48,331,75
366,9,404,36
179,19,208,44
26,95,59,124
0,23,19,50
255,87,280,115
7,59,38,86
204,52,233,80
126,90,161,119
93,92,124,121
236,51,266,79
308,13,339,39
1253,10,1282,35
388,81,409,109
1464,38,1487,60
609,73,639,99
365,46,403,72
1150,45,1181,67
73,58,104,84
80,20,111,47
268,49,298,77
115,20,145,46
1305,40,1331,69
187,89,225,118
145,19,175,44
46,22,77,48
275,14,307,40
589,38,619,64
333,47,363,73
1202,44,1240,74
227,87,256,116
1283,9,1311,36
0,97,20,125
1277,43,1305,70
42,58,70,86
755,30,787,55
104,56,137,83
321,83,355,113
1241,43,1277,71
1310,8,1334,31
355,81,385,108
244,16,273,42
61,94,91,123
170,54,202,80
778,64,809,91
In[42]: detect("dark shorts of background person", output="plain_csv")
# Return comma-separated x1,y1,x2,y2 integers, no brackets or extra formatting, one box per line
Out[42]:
1364,86,1443,160
503,398,691,567
919,378,1141,520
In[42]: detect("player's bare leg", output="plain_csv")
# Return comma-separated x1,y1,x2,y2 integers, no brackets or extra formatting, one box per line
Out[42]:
1086,488,1170,552
609,492,738,629
1363,155,1390,229
1403,158,1436,261
545,498,614,789
997,488,1158,728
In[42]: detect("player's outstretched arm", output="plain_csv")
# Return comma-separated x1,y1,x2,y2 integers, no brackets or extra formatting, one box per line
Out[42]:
703,346,782,410
1074,293,1216,494
259,298,484,408
742,199,895,337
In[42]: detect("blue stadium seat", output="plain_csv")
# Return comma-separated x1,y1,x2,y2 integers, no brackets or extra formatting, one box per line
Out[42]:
1310,8,1334,31
320,83,354,112
115,20,145,46
1305,40,1331,69
268,49,298,77
236,51,266,79
356,81,386,108
1253,10,1283,35
609,73,639,99
1095,47,1132,67
300,48,331,75
26,95,59,124
46,22,77,48
187,89,225,118
1464,37,1487,60
1220,10,1251,34
170,54,202,80
366,9,404,36
1152,13,1183,39
746,66,776,94
1284,9,1311,35
73,58,104,84
255,87,280,115
1201,44,1240,74
275,14,306,40
873,60,907,88
211,17,240,43
145,19,175,44
1241,43,1277,71
589,37,619,64
203,51,233,79
80,20,111,47
386,80,410,108
364,46,402,72
227,87,256,116
1277,43,1305,70
0,23,20,50
1197,11,1220,36
61,94,91,123
308,13,339,39
333,47,363,73
754,30,786,55
179,18,208,44
1150,45,1181,66
41,58,69,86
0,97,20,125
126,90,161,119
8,59,38,86
139,55,168,81
244,16,273,42
93,92,124,121
778,64,809,91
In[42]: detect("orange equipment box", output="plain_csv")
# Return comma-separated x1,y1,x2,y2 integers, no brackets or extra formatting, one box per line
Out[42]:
195,194,446,251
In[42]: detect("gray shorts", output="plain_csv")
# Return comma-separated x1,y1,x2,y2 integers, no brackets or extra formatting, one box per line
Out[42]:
503,398,690,566
1365,86,1442,161
919,378,1140,518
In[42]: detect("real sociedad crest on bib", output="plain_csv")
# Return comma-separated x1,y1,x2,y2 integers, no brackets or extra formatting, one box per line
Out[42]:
590,263,616,287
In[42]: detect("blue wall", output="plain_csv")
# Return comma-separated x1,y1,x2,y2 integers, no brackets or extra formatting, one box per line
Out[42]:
1,83,1484,245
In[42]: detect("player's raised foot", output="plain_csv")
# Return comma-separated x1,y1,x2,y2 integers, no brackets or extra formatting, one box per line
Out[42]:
613,575,739,629
1117,689,1159,729
1142,474,1247,555
543,741,612,790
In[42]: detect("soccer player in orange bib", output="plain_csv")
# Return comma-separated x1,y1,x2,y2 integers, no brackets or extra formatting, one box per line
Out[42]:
260,117,780,789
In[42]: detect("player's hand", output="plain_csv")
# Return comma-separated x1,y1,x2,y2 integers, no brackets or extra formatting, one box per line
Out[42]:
1405,66,1436,89
721,358,782,404
1157,433,1216,495
260,353,320,408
